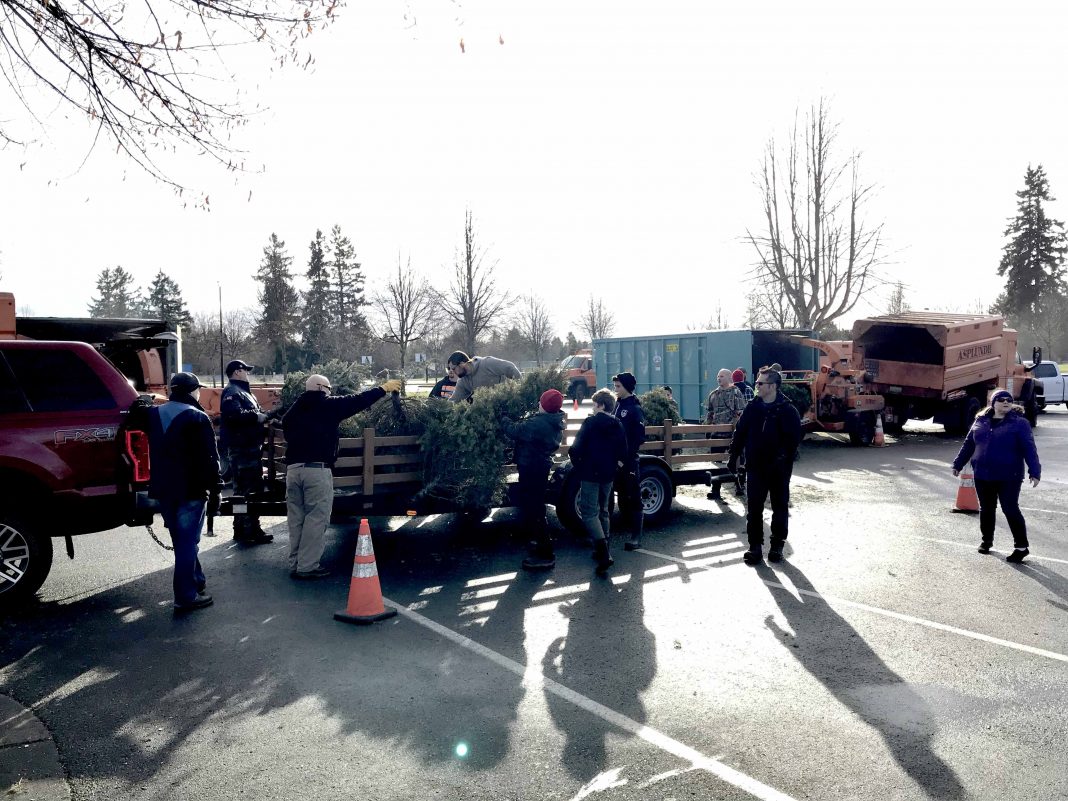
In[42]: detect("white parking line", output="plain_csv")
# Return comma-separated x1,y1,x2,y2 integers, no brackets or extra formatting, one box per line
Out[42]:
902,534,1068,565
386,598,799,801
636,548,1068,664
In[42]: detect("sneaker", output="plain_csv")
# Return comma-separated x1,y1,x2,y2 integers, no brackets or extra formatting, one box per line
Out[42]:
522,555,556,571
767,545,784,563
977,543,992,555
623,538,642,552
742,549,763,566
291,567,331,580
174,593,214,612
1005,548,1029,563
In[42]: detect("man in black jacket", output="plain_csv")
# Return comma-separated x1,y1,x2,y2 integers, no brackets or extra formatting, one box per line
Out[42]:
281,374,402,579
220,359,272,545
501,389,566,571
569,389,628,575
612,372,646,552
728,367,802,565
148,372,222,612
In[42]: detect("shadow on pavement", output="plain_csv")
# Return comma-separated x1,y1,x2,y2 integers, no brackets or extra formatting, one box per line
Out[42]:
541,575,655,782
1009,561,1068,613
757,560,966,800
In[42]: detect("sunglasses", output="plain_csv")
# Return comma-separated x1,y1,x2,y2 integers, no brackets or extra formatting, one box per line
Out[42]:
755,381,769,386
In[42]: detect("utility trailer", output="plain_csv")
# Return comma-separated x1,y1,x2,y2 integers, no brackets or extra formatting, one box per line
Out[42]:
218,417,739,532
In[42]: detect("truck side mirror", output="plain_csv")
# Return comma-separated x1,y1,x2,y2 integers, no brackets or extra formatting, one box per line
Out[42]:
1033,346,1042,364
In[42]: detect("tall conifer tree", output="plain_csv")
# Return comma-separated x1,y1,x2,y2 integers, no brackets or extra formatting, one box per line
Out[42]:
301,229,332,366
253,233,301,373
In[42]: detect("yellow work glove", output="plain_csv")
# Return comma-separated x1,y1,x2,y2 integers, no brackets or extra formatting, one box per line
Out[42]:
381,379,404,393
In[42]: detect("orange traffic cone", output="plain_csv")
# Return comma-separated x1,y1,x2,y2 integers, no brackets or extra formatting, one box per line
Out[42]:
334,519,397,624
952,471,980,513
873,414,886,447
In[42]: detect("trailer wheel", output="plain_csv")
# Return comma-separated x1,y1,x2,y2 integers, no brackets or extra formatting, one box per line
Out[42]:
554,475,584,536
848,412,876,446
0,512,53,610
638,465,672,526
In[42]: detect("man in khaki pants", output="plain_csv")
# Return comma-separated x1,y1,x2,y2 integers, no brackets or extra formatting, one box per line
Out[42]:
281,373,402,579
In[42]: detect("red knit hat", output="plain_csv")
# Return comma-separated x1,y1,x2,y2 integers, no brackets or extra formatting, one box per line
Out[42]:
732,369,745,383
539,389,564,413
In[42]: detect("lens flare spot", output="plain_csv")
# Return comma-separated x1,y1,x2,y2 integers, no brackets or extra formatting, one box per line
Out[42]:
455,742,469,758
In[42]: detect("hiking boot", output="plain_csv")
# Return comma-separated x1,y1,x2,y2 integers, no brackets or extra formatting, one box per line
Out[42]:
522,555,556,571
768,544,784,563
1005,548,1029,563
237,532,274,545
623,538,642,552
742,549,763,566
174,593,214,612
291,567,331,580
977,542,992,555
594,540,614,576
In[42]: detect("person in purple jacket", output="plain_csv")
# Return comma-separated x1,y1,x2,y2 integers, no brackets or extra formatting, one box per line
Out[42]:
952,389,1041,562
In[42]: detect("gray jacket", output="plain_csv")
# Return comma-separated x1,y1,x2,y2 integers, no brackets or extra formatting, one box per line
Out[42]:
450,356,521,402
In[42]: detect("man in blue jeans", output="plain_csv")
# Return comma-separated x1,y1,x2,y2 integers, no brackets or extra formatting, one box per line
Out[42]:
148,372,223,612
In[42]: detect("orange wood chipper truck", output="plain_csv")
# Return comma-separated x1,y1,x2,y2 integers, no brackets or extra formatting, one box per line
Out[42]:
850,312,1039,435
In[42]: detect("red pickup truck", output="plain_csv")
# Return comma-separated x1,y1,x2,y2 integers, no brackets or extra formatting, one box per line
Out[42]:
0,340,152,608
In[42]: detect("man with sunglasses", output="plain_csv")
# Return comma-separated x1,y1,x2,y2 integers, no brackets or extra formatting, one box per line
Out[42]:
728,367,802,565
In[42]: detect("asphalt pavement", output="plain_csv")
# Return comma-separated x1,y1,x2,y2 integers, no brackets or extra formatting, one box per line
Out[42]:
2,406,1066,800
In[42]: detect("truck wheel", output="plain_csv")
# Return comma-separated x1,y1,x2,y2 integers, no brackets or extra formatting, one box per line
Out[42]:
638,465,672,526
946,397,981,436
0,513,53,609
848,412,876,446
882,401,906,434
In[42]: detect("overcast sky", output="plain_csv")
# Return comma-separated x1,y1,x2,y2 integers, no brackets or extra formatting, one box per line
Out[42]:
3,0,1067,341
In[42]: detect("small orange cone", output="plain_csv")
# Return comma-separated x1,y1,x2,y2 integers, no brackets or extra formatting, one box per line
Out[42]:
952,471,980,513
873,414,886,447
334,519,397,625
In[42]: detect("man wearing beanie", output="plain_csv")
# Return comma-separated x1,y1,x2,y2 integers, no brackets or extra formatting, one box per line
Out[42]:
447,350,521,403
612,372,646,551
732,368,754,403
501,389,567,570
147,372,222,612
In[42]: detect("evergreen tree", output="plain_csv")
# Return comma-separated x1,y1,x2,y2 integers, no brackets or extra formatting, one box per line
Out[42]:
87,266,139,317
145,270,192,326
253,233,302,374
996,165,1068,326
301,229,332,367
327,224,368,358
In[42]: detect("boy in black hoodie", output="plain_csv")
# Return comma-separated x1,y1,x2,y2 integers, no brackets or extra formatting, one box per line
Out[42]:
502,389,567,570
569,389,628,575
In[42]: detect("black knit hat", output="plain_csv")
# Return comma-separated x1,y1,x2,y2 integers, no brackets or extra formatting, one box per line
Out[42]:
613,372,636,393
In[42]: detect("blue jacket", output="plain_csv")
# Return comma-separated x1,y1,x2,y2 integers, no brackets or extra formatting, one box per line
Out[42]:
613,395,646,470
952,410,1041,482
569,412,628,482
148,395,222,504
220,378,264,450
501,410,566,473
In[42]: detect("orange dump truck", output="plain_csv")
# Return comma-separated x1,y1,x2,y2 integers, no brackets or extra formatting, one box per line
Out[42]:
851,312,1039,435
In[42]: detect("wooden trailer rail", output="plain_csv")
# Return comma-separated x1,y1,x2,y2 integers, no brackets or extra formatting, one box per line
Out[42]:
262,418,735,501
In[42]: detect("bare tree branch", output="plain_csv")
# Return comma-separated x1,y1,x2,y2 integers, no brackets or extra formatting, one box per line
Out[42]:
371,253,440,371
573,295,615,341
744,99,886,332
439,208,512,354
0,0,341,196
513,293,554,366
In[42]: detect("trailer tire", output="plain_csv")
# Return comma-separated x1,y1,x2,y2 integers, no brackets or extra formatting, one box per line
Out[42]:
553,475,584,536
848,412,876,446
638,465,672,526
0,511,53,610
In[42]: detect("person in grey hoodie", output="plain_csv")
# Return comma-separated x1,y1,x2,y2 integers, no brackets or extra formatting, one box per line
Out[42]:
447,350,521,403
952,389,1041,562
501,389,567,571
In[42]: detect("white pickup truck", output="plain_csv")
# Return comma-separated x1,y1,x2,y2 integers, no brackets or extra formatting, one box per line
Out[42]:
1033,360,1067,408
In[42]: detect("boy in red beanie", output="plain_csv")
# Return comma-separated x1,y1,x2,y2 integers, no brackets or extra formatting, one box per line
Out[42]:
501,389,567,570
